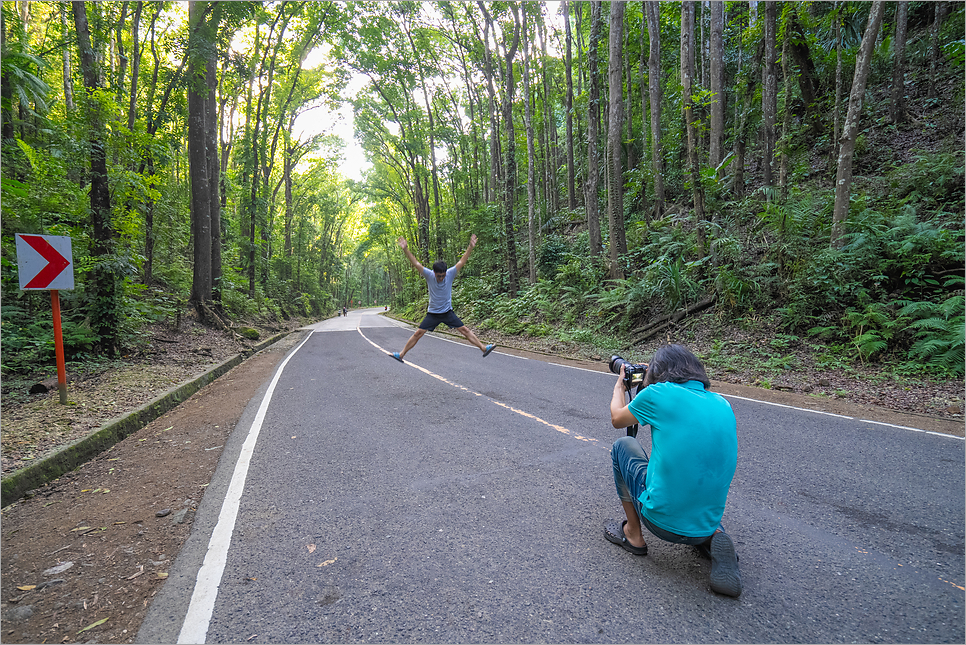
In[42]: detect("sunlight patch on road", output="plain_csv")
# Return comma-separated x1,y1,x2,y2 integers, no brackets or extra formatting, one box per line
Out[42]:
357,327,603,448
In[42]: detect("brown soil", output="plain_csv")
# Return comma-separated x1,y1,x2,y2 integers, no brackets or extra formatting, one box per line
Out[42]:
1,311,962,644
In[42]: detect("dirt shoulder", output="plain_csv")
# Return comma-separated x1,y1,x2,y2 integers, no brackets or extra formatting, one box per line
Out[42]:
1,332,307,645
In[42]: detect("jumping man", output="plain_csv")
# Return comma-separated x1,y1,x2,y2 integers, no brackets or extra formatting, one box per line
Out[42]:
390,234,496,362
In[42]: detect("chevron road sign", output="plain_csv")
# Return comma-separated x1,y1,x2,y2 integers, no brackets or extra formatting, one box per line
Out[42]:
15,234,74,290
15,234,76,403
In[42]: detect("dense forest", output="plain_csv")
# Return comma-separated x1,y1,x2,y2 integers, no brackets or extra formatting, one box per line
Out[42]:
1,1,963,380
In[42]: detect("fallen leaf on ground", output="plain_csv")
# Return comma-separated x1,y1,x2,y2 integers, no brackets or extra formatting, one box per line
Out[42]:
307,544,316,553
77,617,109,634
318,557,337,567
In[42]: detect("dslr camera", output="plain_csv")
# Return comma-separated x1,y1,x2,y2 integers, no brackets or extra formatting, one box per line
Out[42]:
609,355,648,391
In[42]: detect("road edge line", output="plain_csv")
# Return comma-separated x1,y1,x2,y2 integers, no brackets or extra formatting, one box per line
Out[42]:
176,331,314,644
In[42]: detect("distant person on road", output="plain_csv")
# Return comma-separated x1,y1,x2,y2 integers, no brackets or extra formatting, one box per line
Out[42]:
606,344,742,597
390,234,495,363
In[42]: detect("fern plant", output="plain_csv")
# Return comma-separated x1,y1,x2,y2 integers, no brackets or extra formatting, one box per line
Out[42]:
898,278,965,377
843,302,899,362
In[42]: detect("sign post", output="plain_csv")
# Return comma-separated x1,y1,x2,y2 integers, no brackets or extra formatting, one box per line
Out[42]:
50,290,68,403
15,234,75,404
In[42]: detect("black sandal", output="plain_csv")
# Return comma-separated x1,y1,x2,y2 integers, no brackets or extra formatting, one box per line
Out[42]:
604,519,648,556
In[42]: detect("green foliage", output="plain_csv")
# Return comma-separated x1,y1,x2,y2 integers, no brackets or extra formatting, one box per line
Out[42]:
781,207,962,331
0,51,51,119
897,278,965,377
0,299,97,374
537,234,569,279
887,151,965,211
843,302,898,362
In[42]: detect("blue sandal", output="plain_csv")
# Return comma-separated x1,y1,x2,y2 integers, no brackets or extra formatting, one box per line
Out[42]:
389,352,404,363
482,343,496,357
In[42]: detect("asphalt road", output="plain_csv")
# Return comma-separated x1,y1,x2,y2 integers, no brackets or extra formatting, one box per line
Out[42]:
139,308,965,644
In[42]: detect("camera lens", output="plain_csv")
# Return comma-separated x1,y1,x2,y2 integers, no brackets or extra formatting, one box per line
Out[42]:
609,355,628,374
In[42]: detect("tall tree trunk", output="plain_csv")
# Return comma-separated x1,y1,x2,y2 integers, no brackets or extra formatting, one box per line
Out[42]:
284,148,293,264
762,1,777,187
187,1,212,312
115,2,128,105
831,1,884,248
607,1,626,280
833,1,843,167
623,22,635,174
586,1,603,256
243,22,261,298
646,1,664,219
537,10,557,220
522,7,537,285
144,156,156,285
501,5,522,294
732,36,762,200
787,15,819,132
478,4,502,205
73,0,119,356
709,0,724,169
1,10,12,143
638,3,647,186
206,34,222,307
126,2,141,131
61,6,75,112
681,1,706,260
403,12,443,261
564,1,577,210
891,2,909,124
779,9,792,202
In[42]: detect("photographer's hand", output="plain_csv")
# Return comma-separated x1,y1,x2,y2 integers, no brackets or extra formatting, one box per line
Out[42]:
610,366,639,429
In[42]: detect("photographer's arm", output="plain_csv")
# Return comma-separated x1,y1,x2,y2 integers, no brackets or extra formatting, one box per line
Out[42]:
610,367,640,429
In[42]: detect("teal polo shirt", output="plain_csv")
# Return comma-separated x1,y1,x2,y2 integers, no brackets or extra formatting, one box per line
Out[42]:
627,380,738,538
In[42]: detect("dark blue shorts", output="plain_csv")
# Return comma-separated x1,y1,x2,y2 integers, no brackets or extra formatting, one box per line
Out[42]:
419,310,464,331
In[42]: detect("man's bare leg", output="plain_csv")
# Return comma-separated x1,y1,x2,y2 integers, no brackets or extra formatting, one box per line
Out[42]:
620,499,647,549
455,325,486,352
399,329,426,359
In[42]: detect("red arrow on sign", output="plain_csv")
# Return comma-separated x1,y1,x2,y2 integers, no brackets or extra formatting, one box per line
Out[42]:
20,235,71,288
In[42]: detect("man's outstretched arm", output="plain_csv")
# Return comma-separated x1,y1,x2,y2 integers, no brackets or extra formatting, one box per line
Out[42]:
398,237,424,272
454,233,478,272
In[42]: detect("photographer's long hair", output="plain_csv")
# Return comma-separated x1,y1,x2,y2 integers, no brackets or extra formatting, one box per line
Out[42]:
644,344,711,389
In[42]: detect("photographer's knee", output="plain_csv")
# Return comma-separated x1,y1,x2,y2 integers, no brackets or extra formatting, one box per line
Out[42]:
611,435,633,463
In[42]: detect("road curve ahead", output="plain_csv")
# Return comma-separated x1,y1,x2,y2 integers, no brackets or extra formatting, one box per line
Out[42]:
140,307,965,644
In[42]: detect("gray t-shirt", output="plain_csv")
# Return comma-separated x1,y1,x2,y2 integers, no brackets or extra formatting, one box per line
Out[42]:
423,266,458,313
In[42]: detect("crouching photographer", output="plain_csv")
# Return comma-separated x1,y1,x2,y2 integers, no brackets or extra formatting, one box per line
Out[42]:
606,344,742,597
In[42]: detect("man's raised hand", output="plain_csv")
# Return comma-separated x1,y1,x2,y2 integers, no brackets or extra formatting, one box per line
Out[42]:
398,237,408,250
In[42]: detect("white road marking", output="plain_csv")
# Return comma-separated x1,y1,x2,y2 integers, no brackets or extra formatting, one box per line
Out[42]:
715,394,961,439
358,327,602,447
177,332,315,644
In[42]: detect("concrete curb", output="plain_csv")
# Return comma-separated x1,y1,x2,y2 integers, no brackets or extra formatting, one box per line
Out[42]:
1,332,293,508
